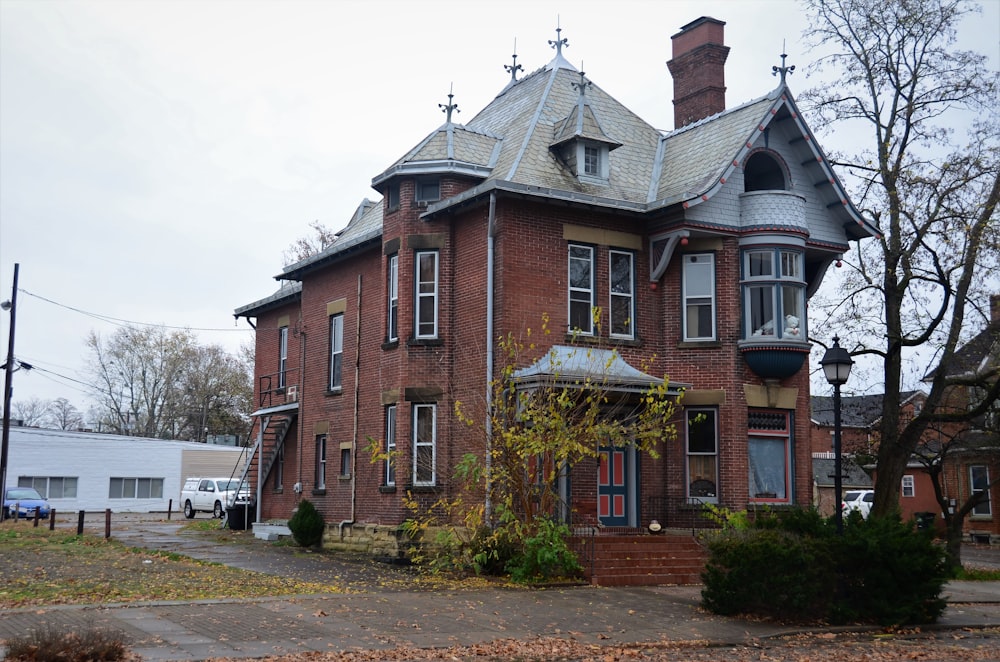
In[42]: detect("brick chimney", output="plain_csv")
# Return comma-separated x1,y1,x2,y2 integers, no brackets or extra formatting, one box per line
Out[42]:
666,16,730,129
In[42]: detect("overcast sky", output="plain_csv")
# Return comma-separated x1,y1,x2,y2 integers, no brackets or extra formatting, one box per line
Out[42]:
1,0,998,412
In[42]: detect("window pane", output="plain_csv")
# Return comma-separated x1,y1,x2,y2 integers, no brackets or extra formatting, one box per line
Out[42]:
386,406,396,486
330,314,343,389
780,286,804,339
687,410,717,453
610,251,633,337
416,252,438,338
749,285,775,336
584,146,599,175
683,254,715,340
388,255,398,341
414,405,436,485
688,456,717,497
748,437,787,499
780,251,801,279
748,251,772,277
568,246,594,334
971,465,991,516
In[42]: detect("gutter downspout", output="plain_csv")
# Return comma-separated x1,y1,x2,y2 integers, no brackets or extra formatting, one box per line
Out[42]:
485,192,497,522
296,324,306,505
347,273,362,530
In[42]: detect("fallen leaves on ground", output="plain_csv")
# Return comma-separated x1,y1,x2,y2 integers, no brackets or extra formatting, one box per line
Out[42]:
202,630,1000,661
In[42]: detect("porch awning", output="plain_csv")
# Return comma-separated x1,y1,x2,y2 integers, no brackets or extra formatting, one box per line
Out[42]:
512,345,688,394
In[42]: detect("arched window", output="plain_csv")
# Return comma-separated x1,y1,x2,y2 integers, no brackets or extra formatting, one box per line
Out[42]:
744,152,786,191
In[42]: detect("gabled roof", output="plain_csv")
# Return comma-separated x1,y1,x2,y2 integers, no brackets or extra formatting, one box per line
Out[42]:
812,456,873,489
924,320,1000,381
278,198,385,281
810,391,924,428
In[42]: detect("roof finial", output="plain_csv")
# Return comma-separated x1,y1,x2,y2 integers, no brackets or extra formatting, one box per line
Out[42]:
505,38,523,82
549,16,568,56
438,82,460,123
772,40,795,84
572,66,591,97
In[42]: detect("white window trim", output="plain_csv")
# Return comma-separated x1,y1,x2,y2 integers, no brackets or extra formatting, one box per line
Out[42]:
568,244,595,335
577,142,609,181
682,253,716,341
387,254,399,342
901,474,915,498
386,405,397,486
316,435,327,489
413,404,437,486
609,249,635,339
415,251,439,339
278,326,288,388
329,314,344,390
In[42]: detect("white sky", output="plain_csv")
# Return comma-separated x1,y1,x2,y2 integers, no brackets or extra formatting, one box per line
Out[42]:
1,0,998,410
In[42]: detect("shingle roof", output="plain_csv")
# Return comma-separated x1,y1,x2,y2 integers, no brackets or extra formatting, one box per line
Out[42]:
278,198,385,280
234,281,302,318
812,457,873,488
810,391,924,428
925,321,1000,380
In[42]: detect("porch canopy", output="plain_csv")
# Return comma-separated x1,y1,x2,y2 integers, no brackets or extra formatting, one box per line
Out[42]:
512,345,688,395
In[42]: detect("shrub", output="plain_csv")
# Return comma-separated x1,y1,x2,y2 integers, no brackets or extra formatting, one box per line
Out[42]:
287,498,325,548
4,625,128,661
701,507,948,626
505,517,582,583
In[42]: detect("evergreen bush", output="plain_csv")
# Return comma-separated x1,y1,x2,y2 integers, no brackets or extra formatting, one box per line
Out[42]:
701,508,948,625
288,498,325,548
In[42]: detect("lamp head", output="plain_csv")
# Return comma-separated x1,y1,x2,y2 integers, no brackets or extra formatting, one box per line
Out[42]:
821,336,854,386
0,300,10,311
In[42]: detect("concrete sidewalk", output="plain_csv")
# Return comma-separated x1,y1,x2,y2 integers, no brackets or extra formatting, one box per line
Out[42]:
0,581,997,661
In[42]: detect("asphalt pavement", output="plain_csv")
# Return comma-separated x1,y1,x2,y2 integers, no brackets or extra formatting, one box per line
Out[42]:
1,513,998,661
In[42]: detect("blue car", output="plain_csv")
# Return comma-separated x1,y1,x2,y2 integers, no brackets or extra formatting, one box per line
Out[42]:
3,487,51,520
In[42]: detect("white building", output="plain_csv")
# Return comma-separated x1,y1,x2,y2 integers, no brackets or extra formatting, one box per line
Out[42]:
6,425,249,513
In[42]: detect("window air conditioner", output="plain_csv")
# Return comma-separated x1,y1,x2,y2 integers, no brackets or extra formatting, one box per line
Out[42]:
286,385,298,403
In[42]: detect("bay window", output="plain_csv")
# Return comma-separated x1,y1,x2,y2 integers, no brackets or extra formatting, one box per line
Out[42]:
742,248,805,341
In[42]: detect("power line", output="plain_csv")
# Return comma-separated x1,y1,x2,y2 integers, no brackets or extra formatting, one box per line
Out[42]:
19,289,251,333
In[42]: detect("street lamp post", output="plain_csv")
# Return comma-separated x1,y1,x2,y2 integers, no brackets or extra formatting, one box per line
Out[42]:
821,336,854,535
1,263,20,507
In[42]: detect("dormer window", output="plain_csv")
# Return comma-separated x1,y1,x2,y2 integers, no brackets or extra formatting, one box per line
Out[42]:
415,178,440,203
744,151,787,191
584,145,600,176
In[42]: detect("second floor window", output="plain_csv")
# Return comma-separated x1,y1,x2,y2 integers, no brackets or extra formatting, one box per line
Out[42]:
901,475,915,498
743,248,804,341
415,178,440,203
568,244,595,334
278,325,288,388
683,253,716,341
415,251,439,338
387,254,398,342
329,314,343,390
609,250,634,338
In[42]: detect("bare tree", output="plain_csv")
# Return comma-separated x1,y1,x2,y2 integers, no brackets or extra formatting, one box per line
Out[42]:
802,0,1000,519
46,397,83,430
282,220,337,266
86,324,252,442
10,397,50,427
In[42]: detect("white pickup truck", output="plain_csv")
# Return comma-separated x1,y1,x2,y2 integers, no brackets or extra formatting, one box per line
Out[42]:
180,477,252,519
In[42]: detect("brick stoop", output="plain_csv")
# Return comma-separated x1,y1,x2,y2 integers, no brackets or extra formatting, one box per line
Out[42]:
573,532,708,586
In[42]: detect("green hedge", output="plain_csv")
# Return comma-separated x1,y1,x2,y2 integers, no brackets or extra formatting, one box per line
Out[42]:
701,509,947,625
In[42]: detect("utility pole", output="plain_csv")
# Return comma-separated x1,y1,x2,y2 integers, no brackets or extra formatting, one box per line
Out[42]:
1,263,20,506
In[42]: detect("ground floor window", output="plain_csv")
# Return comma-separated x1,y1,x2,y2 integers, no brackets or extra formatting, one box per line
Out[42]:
685,408,718,503
315,434,327,489
901,474,915,498
385,405,396,486
19,476,78,499
109,477,163,499
413,404,436,486
971,465,992,517
747,410,791,503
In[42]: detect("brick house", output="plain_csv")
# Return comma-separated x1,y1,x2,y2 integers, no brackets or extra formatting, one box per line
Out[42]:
235,17,877,574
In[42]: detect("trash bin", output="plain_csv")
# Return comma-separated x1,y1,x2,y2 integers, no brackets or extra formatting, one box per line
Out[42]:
915,512,936,530
226,504,255,530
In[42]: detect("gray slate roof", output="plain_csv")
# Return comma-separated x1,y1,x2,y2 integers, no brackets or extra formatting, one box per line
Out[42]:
512,345,689,393
812,457,873,489
810,391,924,428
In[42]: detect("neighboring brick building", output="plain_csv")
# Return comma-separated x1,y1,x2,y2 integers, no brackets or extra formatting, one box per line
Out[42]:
235,17,877,549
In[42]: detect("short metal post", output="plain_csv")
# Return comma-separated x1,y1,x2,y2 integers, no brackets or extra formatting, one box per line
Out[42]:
77,510,85,535
49,508,55,531
105,509,111,539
